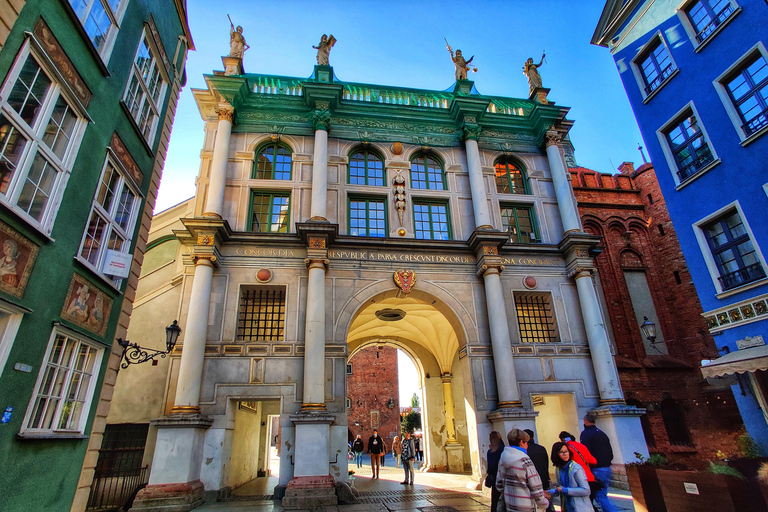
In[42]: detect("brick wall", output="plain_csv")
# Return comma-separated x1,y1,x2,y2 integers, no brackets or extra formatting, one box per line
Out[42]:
347,345,401,453
572,163,743,467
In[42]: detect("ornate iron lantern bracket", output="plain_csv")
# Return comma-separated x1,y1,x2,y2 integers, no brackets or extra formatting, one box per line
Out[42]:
117,320,182,369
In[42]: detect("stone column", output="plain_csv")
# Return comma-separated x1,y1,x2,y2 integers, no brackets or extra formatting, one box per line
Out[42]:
571,268,624,403
441,374,458,442
310,108,330,220
204,107,234,219
463,126,492,229
302,257,327,407
545,132,581,234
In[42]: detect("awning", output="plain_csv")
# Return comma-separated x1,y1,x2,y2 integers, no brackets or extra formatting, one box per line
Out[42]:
701,345,768,379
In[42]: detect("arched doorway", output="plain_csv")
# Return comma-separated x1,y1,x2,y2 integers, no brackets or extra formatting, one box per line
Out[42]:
344,290,476,474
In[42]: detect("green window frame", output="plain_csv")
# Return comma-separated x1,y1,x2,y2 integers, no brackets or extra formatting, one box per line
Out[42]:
501,204,539,243
349,197,387,237
410,154,445,190
495,159,528,194
349,149,384,186
413,201,451,240
253,142,292,180
250,191,290,233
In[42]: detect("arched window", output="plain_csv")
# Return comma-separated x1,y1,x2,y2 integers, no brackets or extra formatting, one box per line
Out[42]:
495,158,528,194
253,142,292,180
410,154,445,190
349,149,384,186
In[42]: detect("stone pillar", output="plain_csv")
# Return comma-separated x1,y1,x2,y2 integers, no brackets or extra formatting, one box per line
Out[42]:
545,132,581,234
571,268,624,403
463,128,492,229
204,107,234,219
309,108,331,221
302,257,327,407
441,374,458,442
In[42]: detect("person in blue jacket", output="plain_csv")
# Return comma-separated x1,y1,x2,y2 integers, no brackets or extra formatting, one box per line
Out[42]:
550,441,592,512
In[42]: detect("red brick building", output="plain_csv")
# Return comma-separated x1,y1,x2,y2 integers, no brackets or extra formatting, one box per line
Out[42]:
347,345,401,453
571,162,743,466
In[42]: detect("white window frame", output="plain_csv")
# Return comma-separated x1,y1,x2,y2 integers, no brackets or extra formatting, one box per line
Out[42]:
713,41,768,146
656,101,721,189
123,29,169,145
676,0,740,53
67,0,129,62
692,201,768,297
0,42,88,235
76,155,141,286
21,326,104,436
630,31,680,103
0,300,27,380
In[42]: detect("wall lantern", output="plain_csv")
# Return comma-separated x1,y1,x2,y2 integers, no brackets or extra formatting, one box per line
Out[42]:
640,316,660,345
117,320,182,369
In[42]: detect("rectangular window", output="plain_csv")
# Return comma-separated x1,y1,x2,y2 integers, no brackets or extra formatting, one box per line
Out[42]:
514,292,558,343
659,106,716,183
346,363,352,375
68,0,126,59
250,192,290,233
724,55,768,137
413,201,450,240
23,330,103,434
123,31,167,144
78,158,140,284
703,210,766,291
371,410,379,429
236,287,286,341
0,302,25,380
500,204,539,243
349,197,386,237
0,45,86,233
684,0,736,45
638,40,675,95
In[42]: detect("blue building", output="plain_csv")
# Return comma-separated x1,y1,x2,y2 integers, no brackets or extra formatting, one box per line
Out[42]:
593,0,768,452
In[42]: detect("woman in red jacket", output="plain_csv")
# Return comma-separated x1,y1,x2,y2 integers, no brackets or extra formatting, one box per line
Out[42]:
558,431,596,482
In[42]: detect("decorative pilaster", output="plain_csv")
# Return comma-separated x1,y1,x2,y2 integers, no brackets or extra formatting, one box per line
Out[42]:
545,130,582,234
463,121,492,230
203,106,235,219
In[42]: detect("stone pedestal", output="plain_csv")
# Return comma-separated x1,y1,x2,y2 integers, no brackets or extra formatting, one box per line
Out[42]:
487,407,539,437
290,412,334,477
529,86,551,104
452,79,474,96
221,55,243,76
589,404,649,463
445,442,465,473
130,481,205,512
282,475,338,509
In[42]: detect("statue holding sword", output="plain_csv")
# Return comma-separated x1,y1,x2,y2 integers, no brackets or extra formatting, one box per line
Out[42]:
445,38,474,81
228,15,250,58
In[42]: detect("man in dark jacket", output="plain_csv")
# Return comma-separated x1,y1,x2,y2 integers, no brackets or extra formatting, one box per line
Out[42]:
352,434,365,468
367,429,385,478
524,429,554,512
580,414,618,512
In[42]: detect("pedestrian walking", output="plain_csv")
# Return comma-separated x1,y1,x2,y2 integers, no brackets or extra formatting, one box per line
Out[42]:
580,415,618,512
524,429,555,512
414,435,423,463
352,434,365,468
400,431,416,485
496,428,549,512
367,429,385,478
550,441,592,512
484,431,505,512
393,435,403,468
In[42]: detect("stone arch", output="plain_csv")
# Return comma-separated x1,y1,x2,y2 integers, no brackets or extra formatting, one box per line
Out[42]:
619,249,644,268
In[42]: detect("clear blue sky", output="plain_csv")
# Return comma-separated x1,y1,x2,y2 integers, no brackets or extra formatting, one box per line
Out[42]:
156,0,644,212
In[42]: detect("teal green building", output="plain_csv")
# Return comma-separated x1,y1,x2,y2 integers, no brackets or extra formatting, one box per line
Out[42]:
0,1,192,510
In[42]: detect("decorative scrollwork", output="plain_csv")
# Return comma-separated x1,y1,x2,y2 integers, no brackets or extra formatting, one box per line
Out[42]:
118,341,170,369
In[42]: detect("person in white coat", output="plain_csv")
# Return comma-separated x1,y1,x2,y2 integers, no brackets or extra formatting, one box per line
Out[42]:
550,441,592,512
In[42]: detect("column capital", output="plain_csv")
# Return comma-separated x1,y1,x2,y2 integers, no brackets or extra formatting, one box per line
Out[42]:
567,266,595,279
305,258,329,271
309,106,331,131
215,106,235,123
545,131,563,148
441,373,453,383
462,123,482,141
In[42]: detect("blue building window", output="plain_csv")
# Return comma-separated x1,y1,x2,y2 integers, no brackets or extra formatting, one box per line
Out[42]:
664,113,714,181
638,39,675,95
684,0,736,44
704,210,766,291
349,197,386,237
413,201,450,240
725,55,768,137
410,154,445,190
349,149,384,186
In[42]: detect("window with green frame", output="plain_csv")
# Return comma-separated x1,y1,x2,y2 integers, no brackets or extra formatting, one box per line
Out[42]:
410,154,445,190
253,142,292,180
413,201,450,240
495,158,528,194
250,192,290,233
501,204,539,243
349,197,387,237
349,149,384,186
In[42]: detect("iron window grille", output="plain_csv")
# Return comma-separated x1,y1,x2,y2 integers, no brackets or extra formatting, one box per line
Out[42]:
501,204,539,243
514,293,558,343
123,31,167,143
250,191,290,233
254,143,292,180
495,159,528,194
413,201,450,240
410,154,445,190
236,287,286,341
685,0,735,44
349,197,386,237
725,54,768,136
665,113,714,181
704,210,765,291
349,149,384,186
639,39,675,95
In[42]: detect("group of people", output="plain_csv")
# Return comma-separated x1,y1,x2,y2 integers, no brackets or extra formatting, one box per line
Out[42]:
486,415,618,512
350,429,424,482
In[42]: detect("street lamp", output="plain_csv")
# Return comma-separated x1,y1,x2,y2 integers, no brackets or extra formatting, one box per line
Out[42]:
117,320,182,369
640,316,658,345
